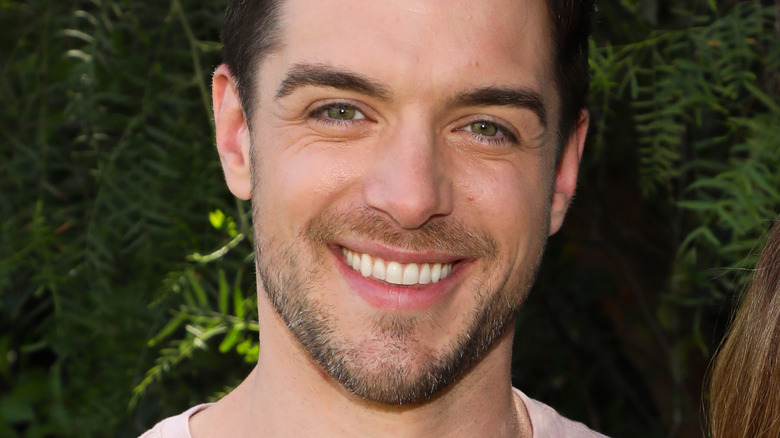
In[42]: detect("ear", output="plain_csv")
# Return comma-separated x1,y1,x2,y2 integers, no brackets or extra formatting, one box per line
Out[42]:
213,64,252,200
548,110,589,235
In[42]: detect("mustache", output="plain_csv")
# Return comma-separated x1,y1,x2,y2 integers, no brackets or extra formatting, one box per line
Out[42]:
306,206,498,261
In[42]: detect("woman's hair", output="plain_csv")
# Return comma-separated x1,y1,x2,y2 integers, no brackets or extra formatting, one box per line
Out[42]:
710,217,780,437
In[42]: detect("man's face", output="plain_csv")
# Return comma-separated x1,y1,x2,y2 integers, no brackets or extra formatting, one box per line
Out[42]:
218,0,584,404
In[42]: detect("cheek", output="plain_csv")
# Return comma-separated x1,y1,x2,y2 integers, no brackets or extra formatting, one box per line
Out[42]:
460,160,552,260
254,137,364,236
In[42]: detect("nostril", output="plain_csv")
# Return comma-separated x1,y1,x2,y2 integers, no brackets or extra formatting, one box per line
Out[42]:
361,127,453,228
362,171,453,229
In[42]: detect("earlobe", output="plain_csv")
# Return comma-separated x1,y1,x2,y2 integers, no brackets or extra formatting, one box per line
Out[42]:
548,110,589,235
213,64,252,200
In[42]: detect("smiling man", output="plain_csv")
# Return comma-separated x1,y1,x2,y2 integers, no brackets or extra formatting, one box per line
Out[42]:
141,0,606,436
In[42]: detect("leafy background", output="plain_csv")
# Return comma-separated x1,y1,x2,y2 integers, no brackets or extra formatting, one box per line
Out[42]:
1,0,778,436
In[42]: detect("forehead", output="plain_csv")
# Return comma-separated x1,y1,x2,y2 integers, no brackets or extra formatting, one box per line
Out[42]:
263,0,556,112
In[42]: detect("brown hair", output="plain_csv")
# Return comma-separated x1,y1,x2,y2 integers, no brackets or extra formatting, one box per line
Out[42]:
547,0,595,148
220,0,595,142
221,0,283,124
710,217,780,438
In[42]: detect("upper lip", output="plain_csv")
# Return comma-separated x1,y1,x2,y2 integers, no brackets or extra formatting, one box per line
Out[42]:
332,238,466,265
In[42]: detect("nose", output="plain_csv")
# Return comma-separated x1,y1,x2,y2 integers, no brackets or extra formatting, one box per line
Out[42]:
362,118,454,229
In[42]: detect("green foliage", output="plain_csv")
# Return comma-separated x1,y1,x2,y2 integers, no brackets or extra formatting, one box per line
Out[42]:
1,0,235,435
131,208,256,409
593,1,779,305
2,0,778,437
578,1,779,434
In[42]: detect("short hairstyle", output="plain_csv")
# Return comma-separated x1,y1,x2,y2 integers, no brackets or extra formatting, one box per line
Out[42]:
221,0,284,125
547,0,595,146
221,0,595,142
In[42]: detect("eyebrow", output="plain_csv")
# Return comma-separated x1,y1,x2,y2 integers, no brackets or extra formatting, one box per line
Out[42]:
449,87,548,129
275,64,547,128
275,63,392,100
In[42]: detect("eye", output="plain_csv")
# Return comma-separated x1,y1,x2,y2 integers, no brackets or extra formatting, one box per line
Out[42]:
466,121,500,137
315,103,367,122
461,119,518,145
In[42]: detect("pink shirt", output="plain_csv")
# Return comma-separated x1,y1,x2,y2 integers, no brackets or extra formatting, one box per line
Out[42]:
139,388,608,437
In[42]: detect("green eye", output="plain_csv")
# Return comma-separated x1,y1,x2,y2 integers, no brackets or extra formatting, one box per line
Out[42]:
326,104,359,120
469,121,499,136
461,119,519,145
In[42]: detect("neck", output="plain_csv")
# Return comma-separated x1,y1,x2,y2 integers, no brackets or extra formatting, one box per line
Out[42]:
190,297,531,438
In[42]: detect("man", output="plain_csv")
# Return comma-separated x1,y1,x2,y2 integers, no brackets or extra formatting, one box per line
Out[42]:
142,0,605,436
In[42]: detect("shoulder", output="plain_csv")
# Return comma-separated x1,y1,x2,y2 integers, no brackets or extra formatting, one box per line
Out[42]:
513,388,610,438
137,404,213,438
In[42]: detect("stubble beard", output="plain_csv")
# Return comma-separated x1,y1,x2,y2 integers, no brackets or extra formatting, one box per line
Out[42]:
253,202,548,405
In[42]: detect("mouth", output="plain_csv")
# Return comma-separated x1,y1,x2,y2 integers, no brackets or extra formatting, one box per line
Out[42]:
340,247,455,286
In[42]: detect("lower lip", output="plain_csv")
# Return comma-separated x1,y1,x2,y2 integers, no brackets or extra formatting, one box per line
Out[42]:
331,248,460,312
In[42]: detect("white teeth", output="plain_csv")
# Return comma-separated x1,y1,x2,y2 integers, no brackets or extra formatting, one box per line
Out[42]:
386,261,403,285
360,253,372,277
372,259,386,280
402,263,419,285
431,263,442,283
342,248,453,286
419,264,431,285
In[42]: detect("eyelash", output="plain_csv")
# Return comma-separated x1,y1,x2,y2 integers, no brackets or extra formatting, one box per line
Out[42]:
308,102,367,126
462,119,520,146
308,103,520,146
